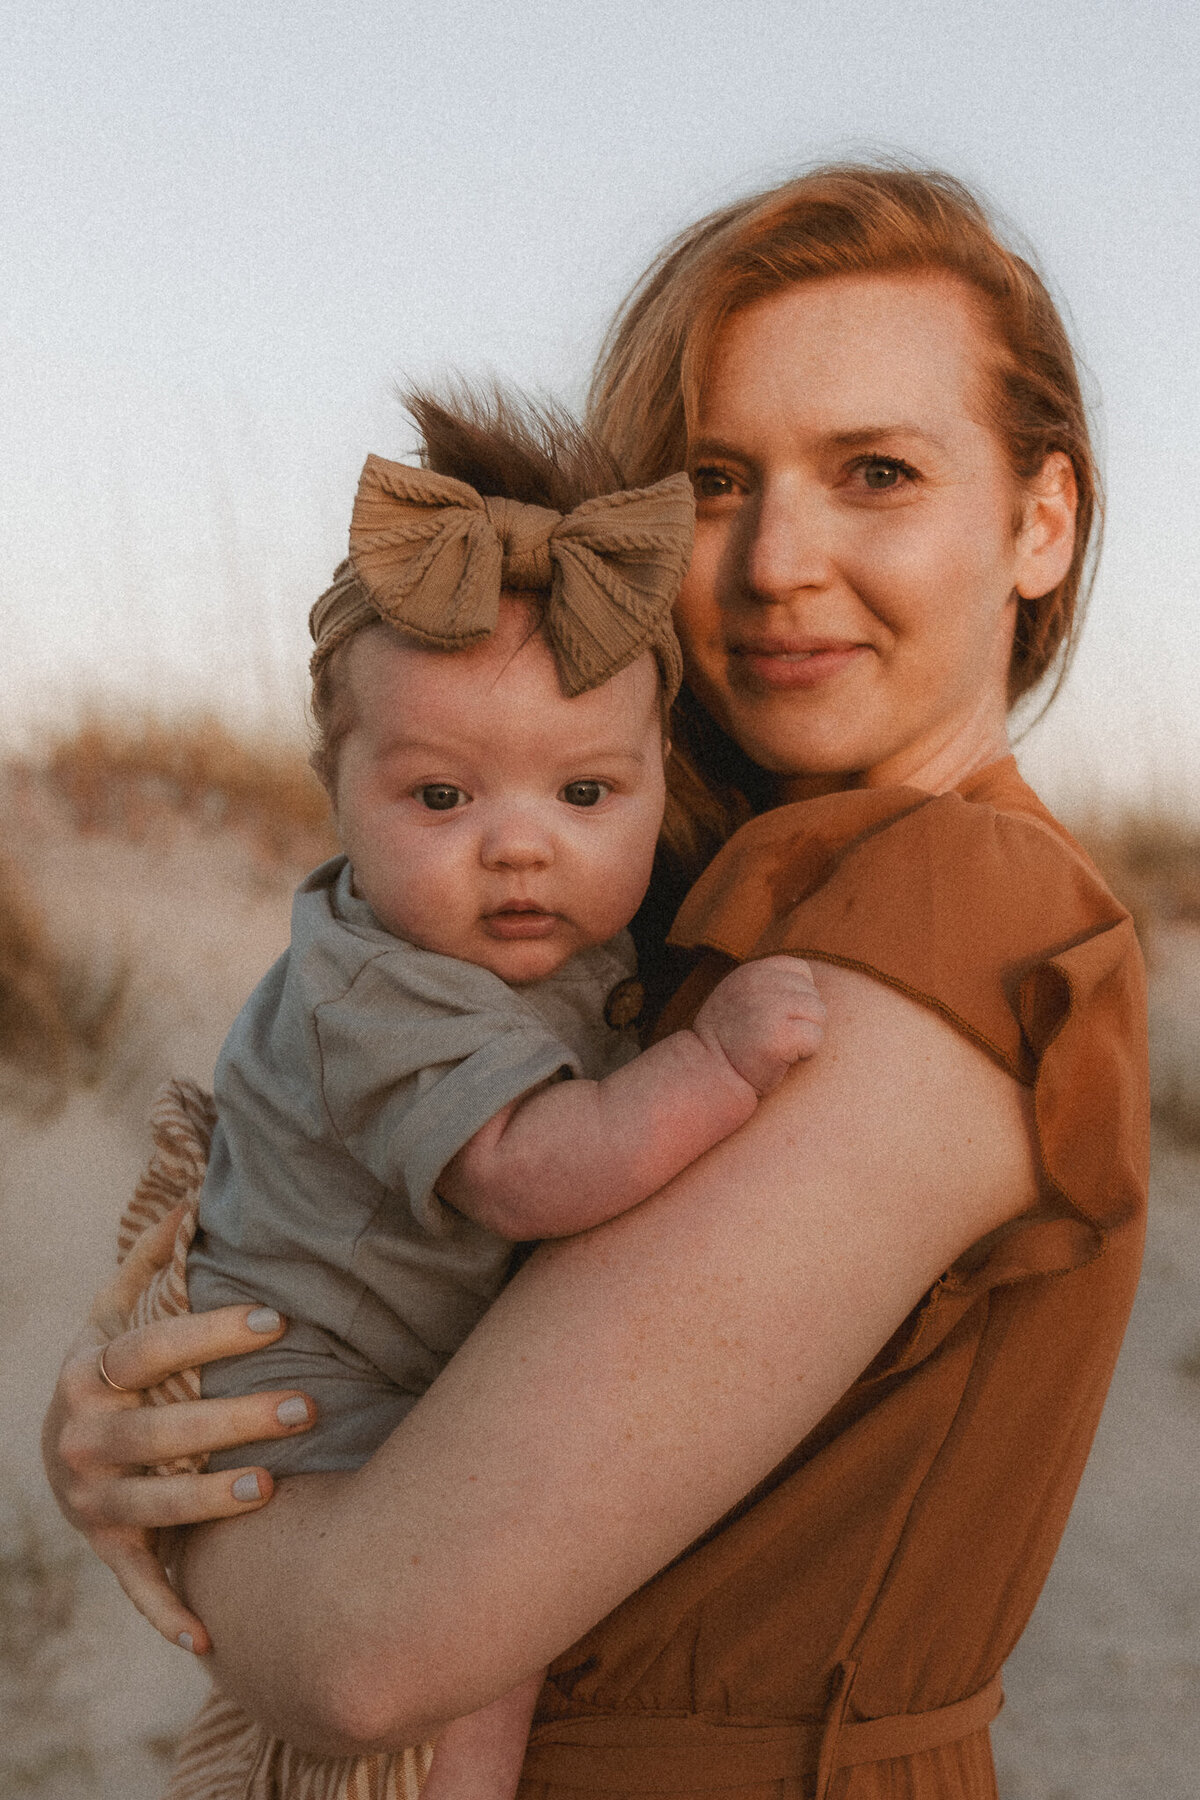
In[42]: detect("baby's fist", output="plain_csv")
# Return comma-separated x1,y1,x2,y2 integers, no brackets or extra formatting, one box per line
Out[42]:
692,956,826,1096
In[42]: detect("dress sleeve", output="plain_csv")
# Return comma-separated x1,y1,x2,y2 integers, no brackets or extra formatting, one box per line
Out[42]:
313,952,580,1236
666,782,1150,1362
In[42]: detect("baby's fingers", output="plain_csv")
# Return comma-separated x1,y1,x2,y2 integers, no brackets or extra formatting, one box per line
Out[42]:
752,955,826,1002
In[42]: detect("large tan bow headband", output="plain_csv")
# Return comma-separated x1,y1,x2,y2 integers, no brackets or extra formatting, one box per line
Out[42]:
309,457,694,702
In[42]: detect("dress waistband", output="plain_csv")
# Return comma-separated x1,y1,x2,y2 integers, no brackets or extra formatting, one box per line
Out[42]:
521,1669,1004,1795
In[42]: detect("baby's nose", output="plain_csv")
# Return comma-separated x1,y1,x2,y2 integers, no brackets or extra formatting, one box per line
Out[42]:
479,807,554,870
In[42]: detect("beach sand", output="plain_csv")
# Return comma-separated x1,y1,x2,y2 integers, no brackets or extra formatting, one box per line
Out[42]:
2,777,1196,1798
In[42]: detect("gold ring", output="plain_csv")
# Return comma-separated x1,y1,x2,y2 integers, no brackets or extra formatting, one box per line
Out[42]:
97,1342,137,1394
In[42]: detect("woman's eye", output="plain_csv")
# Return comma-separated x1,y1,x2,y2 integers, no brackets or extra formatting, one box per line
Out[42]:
416,784,467,811
690,466,737,501
560,780,609,808
853,457,917,492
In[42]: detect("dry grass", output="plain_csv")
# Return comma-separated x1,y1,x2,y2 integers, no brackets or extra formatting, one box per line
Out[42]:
0,853,129,1112
0,1504,94,1795
1074,811,1200,949
41,712,337,870
1,714,336,1108
1072,813,1200,1146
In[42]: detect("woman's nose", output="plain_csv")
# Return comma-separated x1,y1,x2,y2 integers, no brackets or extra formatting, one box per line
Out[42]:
479,807,554,871
741,480,836,604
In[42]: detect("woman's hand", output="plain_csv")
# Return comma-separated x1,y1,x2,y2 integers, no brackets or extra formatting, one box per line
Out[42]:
41,1207,315,1655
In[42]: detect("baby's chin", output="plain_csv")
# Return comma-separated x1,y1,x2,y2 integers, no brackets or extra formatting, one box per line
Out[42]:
469,936,586,986
398,916,592,985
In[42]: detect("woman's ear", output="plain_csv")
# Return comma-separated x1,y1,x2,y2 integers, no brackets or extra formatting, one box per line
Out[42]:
1014,451,1078,599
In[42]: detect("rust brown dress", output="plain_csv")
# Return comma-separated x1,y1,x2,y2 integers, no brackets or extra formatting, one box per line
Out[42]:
519,757,1149,1800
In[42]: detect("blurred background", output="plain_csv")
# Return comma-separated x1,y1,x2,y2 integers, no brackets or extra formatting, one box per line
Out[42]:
1,3,1198,1795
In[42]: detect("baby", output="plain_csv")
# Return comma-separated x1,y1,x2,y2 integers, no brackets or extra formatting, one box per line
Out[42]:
161,394,825,1800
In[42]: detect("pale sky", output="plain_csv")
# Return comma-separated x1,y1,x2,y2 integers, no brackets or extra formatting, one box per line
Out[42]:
3,0,1198,819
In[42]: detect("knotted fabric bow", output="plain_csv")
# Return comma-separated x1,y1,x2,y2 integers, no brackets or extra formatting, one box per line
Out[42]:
309,457,693,701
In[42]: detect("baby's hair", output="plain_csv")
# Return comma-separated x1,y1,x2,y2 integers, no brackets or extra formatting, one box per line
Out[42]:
409,380,627,513
310,384,630,795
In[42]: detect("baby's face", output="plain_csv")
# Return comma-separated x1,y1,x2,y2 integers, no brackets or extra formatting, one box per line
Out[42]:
332,604,667,984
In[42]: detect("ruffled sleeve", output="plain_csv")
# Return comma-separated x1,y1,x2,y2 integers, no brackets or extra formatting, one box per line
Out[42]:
665,761,1149,1360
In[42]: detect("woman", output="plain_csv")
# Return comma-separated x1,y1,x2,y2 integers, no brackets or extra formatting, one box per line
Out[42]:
44,165,1147,1799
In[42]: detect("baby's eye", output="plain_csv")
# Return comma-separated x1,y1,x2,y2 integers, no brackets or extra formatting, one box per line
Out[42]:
416,784,468,811
560,780,609,808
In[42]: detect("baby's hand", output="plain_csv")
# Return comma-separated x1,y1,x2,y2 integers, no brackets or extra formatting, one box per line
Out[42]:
692,956,826,1097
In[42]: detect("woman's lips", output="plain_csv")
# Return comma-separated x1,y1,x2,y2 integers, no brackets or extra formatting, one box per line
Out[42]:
730,640,869,691
482,906,560,940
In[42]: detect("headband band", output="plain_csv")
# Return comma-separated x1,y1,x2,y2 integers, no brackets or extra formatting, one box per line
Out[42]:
309,457,693,702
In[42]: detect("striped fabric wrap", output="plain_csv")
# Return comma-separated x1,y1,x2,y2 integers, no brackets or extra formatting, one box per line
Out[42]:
118,1079,215,1473
120,1079,434,1799
162,1695,433,1800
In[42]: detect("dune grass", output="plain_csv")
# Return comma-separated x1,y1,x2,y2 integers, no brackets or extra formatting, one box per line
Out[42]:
1,714,335,1110
0,851,129,1113
41,712,337,869
1075,810,1200,945
0,1505,95,1795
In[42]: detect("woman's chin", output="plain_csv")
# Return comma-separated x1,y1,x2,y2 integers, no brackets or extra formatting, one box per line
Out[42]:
725,717,879,787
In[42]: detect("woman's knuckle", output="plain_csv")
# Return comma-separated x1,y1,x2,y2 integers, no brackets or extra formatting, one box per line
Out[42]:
57,1422,96,1476
64,1480,101,1526
60,1356,97,1407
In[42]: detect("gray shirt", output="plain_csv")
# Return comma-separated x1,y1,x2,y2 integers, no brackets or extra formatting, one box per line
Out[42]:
190,857,638,1474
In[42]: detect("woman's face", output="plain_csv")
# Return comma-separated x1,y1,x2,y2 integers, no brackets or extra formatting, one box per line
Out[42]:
675,271,1076,792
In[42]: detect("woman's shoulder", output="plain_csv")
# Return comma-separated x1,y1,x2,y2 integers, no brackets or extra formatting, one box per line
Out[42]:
669,756,1136,1069
672,757,1118,956
669,754,1149,1271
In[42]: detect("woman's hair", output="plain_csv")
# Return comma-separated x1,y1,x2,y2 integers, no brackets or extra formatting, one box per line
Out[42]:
587,162,1101,717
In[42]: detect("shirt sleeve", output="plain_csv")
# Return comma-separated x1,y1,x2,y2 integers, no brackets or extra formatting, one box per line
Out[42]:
666,782,1150,1365
314,949,582,1235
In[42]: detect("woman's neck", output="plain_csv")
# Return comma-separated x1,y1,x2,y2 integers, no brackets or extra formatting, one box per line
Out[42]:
775,710,1013,804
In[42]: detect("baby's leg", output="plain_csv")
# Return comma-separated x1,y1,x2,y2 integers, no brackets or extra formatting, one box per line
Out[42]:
418,1673,543,1800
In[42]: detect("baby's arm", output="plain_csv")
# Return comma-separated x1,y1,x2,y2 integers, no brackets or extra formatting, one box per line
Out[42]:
438,955,824,1238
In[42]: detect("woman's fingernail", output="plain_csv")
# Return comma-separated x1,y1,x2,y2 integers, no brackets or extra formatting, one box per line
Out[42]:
178,1631,195,1653
275,1396,309,1427
246,1307,282,1334
231,1473,262,1502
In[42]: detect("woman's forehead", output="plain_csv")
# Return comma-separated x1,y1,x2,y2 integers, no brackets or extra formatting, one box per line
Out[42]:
696,271,995,442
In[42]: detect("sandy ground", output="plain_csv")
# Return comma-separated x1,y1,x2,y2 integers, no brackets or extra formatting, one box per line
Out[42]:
1,784,1197,1799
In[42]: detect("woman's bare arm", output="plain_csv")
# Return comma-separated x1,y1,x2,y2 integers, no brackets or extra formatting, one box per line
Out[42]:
178,961,1038,1753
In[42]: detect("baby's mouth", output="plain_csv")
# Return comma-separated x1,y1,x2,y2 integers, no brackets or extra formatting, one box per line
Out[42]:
482,903,560,941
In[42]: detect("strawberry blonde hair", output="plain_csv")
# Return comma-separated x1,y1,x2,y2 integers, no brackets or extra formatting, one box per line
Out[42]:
587,163,1101,716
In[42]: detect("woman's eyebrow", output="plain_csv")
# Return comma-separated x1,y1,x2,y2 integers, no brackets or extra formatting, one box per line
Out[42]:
686,436,746,461
827,424,949,453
